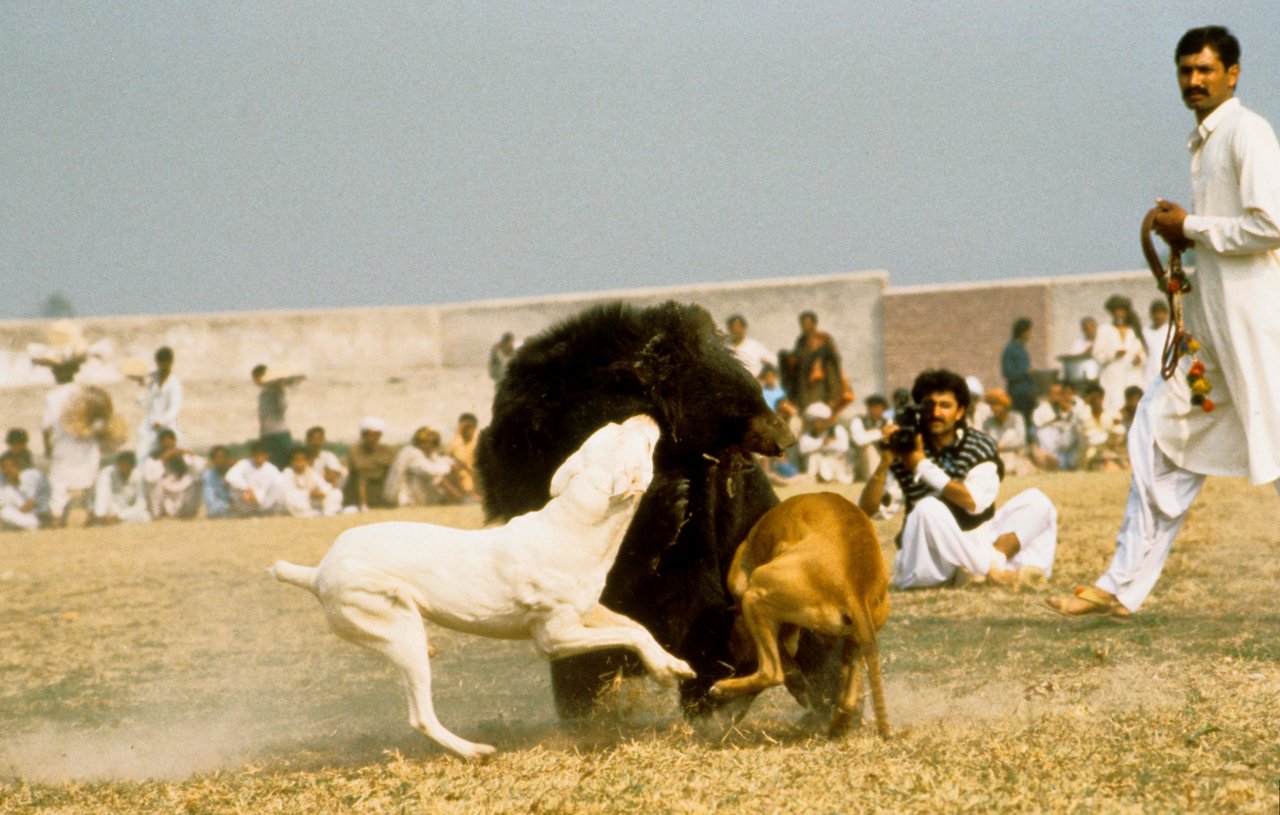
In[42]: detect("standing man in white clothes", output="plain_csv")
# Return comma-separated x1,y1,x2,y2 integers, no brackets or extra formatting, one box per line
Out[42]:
42,361,102,526
252,364,302,469
1051,26,1280,616
724,314,777,378
135,346,182,458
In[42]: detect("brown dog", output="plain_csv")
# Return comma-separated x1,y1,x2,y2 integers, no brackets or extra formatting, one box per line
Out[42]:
709,491,890,736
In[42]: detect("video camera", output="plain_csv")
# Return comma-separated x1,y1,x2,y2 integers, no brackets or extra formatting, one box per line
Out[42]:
882,395,934,455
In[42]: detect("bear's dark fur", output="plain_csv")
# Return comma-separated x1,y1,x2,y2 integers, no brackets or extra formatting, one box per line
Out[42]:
476,300,842,718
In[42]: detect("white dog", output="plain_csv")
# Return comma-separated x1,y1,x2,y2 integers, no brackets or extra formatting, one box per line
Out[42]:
271,414,694,760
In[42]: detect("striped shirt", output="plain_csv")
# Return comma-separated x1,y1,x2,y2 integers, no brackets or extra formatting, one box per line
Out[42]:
889,427,1004,537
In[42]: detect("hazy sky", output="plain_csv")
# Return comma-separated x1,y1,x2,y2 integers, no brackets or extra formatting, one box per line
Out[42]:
4,2,1279,319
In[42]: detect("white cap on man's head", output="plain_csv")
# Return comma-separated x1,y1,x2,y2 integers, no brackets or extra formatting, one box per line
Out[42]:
965,376,983,399
804,402,833,421
359,416,386,433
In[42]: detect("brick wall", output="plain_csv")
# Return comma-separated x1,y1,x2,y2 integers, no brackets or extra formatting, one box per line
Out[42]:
882,281,1051,398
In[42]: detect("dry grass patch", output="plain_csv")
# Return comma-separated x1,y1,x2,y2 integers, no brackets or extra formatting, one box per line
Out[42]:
1,473,1278,813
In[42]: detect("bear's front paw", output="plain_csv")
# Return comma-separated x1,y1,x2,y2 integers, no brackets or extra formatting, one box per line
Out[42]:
669,477,691,527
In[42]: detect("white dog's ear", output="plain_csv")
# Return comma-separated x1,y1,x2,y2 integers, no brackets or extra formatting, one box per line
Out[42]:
549,448,587,497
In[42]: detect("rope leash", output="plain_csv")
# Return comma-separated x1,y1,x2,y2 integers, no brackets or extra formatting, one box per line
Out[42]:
1140,208,1214,412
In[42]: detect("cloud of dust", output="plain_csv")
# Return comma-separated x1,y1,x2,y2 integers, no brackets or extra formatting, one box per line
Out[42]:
0,659,1183,782
882,661,1183,727
0,712,277,783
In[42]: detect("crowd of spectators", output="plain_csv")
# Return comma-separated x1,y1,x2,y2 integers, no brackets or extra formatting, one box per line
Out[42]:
729,303,1154,490
4,301,1163,533
2,336,486,532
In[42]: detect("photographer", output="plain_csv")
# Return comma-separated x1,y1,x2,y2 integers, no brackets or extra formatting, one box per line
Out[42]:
858,369,1058,589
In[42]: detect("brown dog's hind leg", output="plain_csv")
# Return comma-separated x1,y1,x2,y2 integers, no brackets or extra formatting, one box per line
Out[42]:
828,637,864,736
709,585,786,699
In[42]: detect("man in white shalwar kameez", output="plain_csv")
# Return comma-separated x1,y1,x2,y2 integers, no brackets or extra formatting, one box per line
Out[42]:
797,402,853,484
1051,26,1280,616
724,314,778,378
383,427,465,507
91,452,151,525
42,363,102,525
135,346,183,458
281,447,342,518
139,429,204,519
225,442,284,517
0,454,43,531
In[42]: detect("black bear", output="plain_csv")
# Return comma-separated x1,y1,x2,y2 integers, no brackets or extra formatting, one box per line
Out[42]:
476,300,842,719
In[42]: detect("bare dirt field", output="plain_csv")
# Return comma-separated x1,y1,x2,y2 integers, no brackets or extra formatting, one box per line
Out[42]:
1,473,1278,813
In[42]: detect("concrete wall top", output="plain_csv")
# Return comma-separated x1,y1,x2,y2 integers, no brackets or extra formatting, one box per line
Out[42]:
438,271,889,403
0,306,445,388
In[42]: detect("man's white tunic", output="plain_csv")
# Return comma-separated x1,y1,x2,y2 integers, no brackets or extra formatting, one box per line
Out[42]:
1148,98,1280,485
43,384,101,516
1095,97,1280,611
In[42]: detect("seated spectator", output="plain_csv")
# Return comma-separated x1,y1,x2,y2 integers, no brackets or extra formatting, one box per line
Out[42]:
887,388,912,422
90,451,150,525
0,453,42,531
1120,385,1144,432
965,377,992,430
1031,382,1085,471
226,441,284,516
141,428,204,519
1079,383,1127,471
385,427,466,506
725,314,777,378
201,446,234,519
6,428,34,469
759,365,788,412
798,402,852,484
5,432,52,524
849,394,890,481
981,388,1036,476
755,366,800,483
445,413,482,500
343,416,397,511
281,447,342,518
304,426,347,491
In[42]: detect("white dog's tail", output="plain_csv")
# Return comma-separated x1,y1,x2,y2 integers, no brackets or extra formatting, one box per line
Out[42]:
270,560,319,595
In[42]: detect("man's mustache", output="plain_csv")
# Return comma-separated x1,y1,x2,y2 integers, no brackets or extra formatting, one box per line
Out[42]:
1183,88,1206,99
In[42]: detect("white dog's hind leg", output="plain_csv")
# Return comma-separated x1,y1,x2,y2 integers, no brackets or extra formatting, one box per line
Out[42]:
326,588,495,761
536,607,695,686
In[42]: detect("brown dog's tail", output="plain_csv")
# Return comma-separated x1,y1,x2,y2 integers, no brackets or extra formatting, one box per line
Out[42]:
854,592,890,738
861,633,890,738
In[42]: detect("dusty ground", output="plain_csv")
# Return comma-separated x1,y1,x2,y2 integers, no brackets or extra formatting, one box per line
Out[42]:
1,473,1278,813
